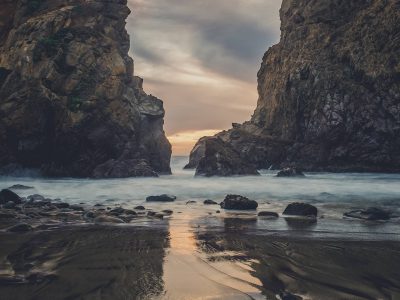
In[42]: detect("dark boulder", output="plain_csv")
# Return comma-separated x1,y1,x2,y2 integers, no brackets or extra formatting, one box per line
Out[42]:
134,206,146,210
220,195,258,210
0,189,22,205
258,211,279,218
7,223,33,233
344,207,391,221
204,199,218,205
276,168,305,177
195,138,260,177
283,203,317,217
146,194,176,202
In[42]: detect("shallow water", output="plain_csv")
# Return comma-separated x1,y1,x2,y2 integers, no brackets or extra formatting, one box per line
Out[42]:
1,156,400,240
1,158,400,299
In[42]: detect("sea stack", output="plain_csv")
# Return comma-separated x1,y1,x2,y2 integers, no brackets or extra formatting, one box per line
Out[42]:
0,0,171,177
188,0,400,175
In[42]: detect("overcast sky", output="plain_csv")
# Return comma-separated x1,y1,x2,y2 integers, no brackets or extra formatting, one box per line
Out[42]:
127,0,281,154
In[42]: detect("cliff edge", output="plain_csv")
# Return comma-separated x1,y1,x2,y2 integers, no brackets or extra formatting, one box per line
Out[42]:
188,0,400,175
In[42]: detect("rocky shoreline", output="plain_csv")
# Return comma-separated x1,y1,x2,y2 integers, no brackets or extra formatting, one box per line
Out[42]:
1,187,398,235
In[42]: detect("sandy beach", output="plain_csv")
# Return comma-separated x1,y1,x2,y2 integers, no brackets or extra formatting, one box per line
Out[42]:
1,208,400,300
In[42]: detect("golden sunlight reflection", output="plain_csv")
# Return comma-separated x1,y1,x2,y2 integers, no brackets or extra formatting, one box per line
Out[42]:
159,215,264,299
167,129,221,156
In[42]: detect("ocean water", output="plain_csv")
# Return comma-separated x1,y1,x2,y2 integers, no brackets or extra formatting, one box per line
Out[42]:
1,156,400,239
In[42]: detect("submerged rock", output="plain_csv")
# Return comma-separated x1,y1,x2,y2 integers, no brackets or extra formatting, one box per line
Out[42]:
146,195,176,202
220,195,258,210
8,184,34,190
344,207,391,221
134,206,146,210
258,211,279,218
0,189,22,205
276,168,305,178
204,199,218,205
283,203,317,217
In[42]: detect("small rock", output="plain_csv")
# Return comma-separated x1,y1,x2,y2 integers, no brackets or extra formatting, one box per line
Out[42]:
54,202,70,209
258,211,279,218
162,210,173,215
216,210,221,213
134,206,145,210
27,194,45,202
220,194,258,210
0,189,22,204
147,211,156,217
283,203,317,217
276,168,305,178
344,207,391,221
204,199,218,205
186,200,196,204
110,207,125,214
124,209,137,215
69,205,84,211
94,204,103,207
146,194,176,202
7,223,33,233
85,211,96,218
8,184,33,190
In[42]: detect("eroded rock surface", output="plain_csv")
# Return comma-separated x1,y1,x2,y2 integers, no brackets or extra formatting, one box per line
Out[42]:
188,0,400,174
0,0,171,177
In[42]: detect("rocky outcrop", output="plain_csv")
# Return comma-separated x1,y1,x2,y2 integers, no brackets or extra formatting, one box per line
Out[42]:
194,137,259,177
0,0,171,177
188,0,400,174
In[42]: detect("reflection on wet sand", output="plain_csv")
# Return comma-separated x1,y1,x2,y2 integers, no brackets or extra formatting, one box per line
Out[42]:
159,214,264,300
0,226,168,300
1,214,400,300
197,217,400,300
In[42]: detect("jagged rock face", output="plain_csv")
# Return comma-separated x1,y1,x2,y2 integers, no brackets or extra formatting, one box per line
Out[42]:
0,0,171,177
195,137,259,177
188,0,400,173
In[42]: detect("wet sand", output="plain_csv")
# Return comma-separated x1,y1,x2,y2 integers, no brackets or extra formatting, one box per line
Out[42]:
1,213,400,300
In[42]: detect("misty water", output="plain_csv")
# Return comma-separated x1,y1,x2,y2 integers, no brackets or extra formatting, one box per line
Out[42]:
1,156,399,240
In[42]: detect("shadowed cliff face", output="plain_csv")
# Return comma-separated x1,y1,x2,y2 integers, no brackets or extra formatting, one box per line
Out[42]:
188,0,400,174
0,0,171,177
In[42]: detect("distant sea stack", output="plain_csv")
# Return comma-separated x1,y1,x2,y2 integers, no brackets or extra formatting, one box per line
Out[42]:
0,0,171,177
187,0,400,175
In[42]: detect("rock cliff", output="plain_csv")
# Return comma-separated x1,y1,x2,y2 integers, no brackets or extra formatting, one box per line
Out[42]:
188,0,400,174
0,0,171,177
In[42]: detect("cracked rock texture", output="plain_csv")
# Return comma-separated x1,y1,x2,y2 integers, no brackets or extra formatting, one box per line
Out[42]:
188,0,400,174
0,0,171,177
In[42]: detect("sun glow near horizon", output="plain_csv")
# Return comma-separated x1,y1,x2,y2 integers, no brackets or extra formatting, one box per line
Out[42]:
167,129,222,156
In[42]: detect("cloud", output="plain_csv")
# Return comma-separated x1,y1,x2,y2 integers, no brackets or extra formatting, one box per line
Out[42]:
126,0,281,153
